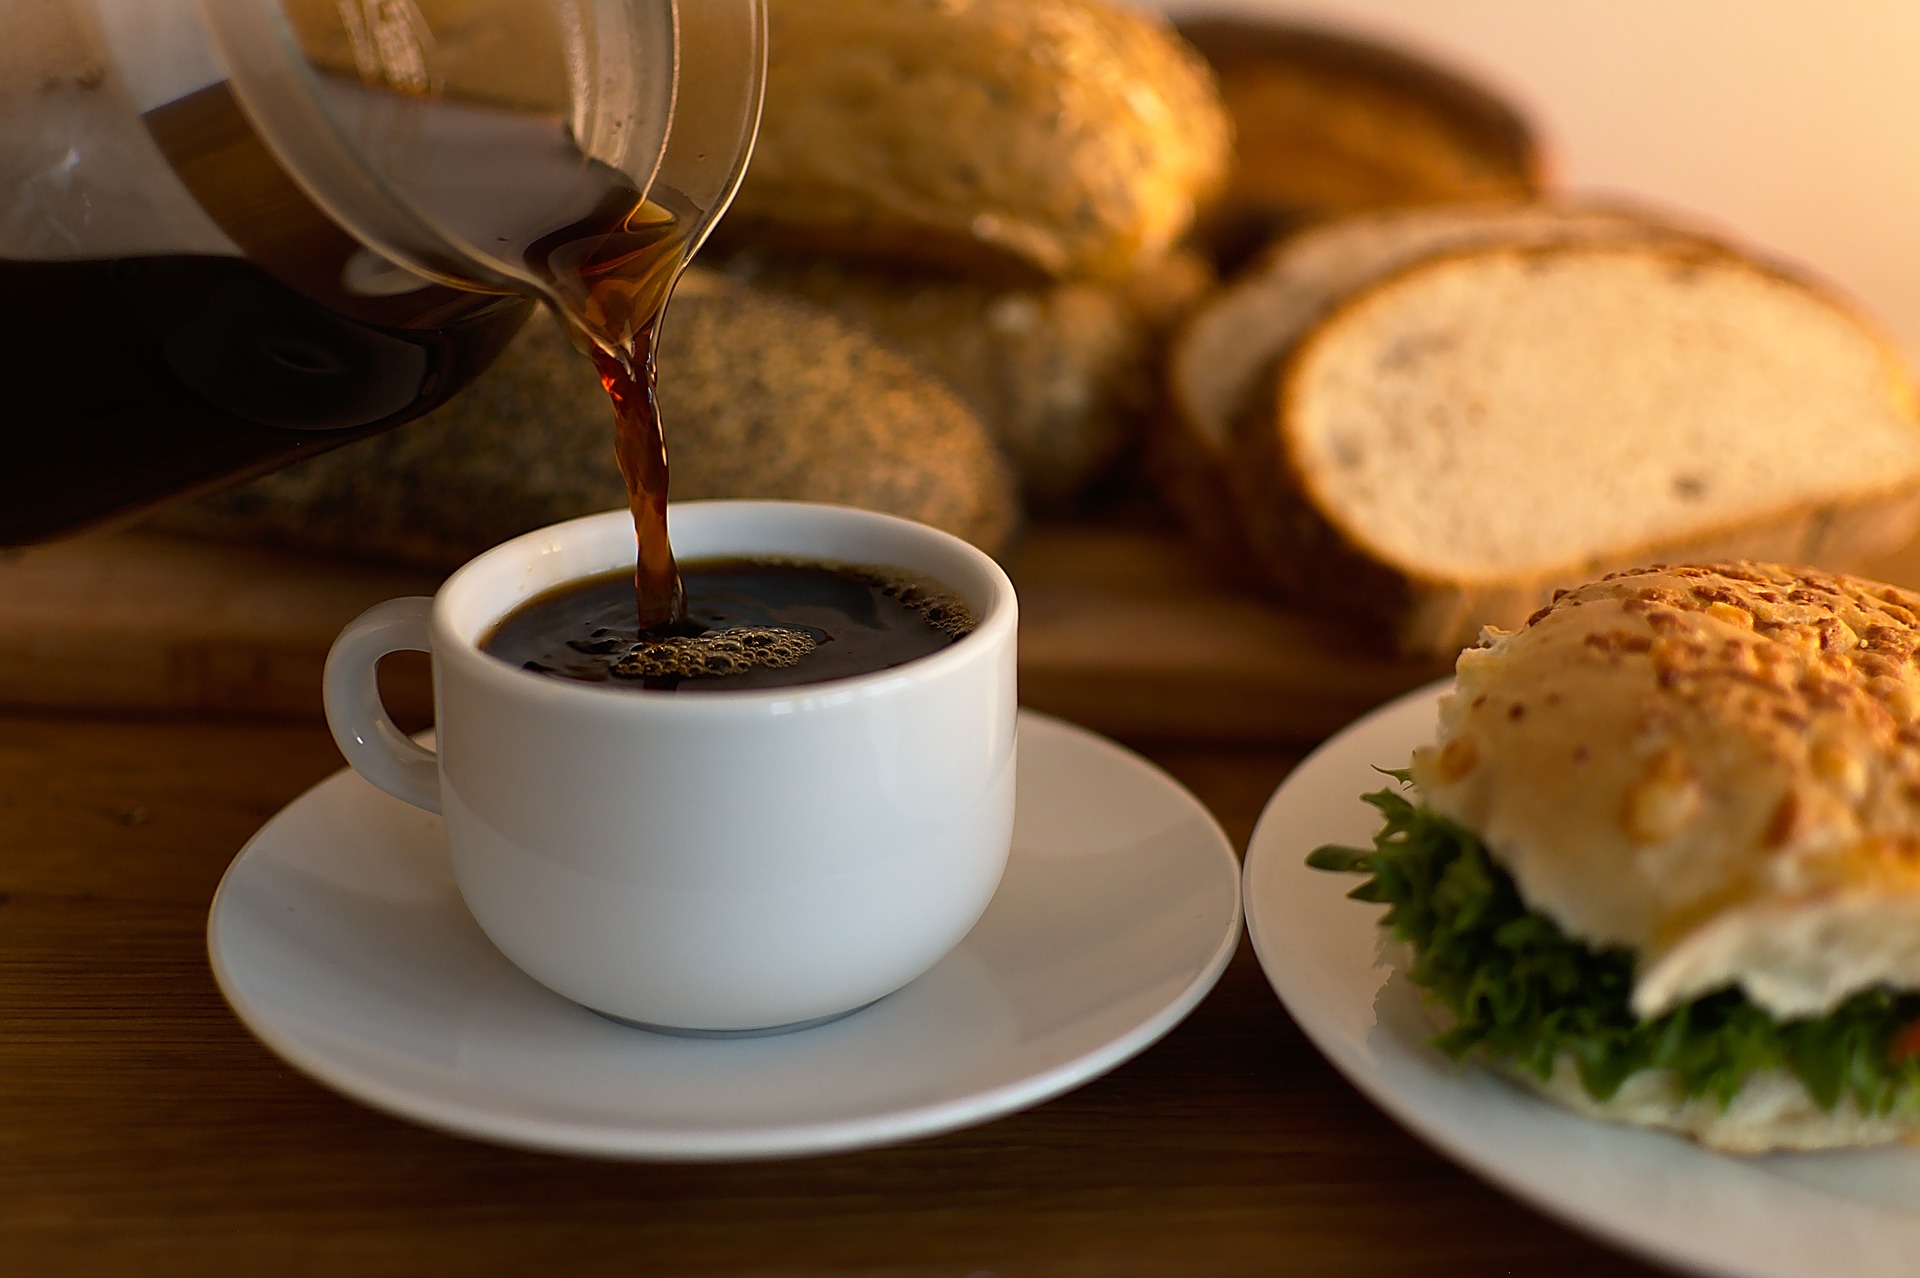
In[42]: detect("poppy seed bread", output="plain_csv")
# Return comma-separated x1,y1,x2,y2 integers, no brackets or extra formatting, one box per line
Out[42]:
155,272,1020,565
723,249,1212,506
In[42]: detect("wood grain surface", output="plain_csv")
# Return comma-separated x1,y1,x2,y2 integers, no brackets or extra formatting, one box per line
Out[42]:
11,514,1920,746
0,516,1448,743
0,710,1670,1277
12,516,1920,1272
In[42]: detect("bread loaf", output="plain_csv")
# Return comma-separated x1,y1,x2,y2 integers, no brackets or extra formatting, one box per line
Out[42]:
717,0,1232,283
1175,18,1543,270
154,273,1020,565
724,249,1212,506
1318,560,1920,1152
1234,240,1920,655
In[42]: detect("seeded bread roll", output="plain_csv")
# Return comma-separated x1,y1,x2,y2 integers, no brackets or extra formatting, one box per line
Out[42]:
1408,562,1920,1151
1234,239,1920,656
155,272,1020,564
722,249,1213,506
1420,563,1920,1021
717,0,1232,283
1176,17,1544,271
1156,200,1712,553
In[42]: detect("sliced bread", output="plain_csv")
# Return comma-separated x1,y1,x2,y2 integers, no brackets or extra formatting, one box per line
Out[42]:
1157,200,1715,552
1233,240,1920,654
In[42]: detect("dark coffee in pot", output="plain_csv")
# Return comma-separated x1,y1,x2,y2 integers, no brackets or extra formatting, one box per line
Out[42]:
480,558,977,693
1,253,526,544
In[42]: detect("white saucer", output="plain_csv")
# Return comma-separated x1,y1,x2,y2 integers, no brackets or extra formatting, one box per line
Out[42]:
1246,681,1920,1278
208,710,1241,1160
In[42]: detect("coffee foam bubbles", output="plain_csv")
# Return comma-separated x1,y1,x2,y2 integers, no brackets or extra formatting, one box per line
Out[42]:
613,626,816,680
864,570,977,640
603,562,976,683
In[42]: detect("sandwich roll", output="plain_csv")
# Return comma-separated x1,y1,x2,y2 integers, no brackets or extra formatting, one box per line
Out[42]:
1315,561,1920,1152
1425,562,1920,1021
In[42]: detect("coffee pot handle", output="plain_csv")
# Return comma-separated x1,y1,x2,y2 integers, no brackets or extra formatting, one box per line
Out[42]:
323,597,441,815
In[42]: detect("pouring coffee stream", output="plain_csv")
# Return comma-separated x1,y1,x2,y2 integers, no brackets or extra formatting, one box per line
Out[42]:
296,63,725,629
523,189,696,630
283,1,763,633
595,323,684,631
281,2,766,633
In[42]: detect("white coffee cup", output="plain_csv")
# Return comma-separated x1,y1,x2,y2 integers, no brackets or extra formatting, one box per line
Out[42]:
322,500,1018,1034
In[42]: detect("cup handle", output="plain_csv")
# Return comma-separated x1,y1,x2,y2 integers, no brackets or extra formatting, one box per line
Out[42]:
323,596,441,815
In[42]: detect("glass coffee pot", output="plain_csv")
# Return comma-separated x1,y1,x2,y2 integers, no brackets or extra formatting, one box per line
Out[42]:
0,0,764,543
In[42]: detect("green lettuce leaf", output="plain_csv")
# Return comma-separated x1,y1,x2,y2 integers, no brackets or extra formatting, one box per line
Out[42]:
1309,781,1920,1112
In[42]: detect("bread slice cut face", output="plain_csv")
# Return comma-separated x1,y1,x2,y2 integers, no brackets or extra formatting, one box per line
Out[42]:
1168,201,1685,474
1157,201,1714,558
1244,240,1920,652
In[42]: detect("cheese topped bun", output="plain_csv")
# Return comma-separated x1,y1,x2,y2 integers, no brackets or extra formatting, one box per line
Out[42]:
1421,562,1920,1019
1315,561,1920,1152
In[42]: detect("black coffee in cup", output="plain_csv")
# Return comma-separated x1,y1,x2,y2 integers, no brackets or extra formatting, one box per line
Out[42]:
480,557,976,692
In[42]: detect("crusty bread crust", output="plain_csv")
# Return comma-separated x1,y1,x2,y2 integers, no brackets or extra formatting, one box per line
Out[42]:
1233,239,1920,655
156,274,1022,564
716,249,1212,507
717,0,1232,283
1175,17,1544,269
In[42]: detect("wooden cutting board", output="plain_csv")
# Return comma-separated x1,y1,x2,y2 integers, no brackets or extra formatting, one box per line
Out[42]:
7,518,1920,744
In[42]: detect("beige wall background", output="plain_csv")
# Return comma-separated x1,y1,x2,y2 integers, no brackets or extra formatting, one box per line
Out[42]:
1160,0,1920,365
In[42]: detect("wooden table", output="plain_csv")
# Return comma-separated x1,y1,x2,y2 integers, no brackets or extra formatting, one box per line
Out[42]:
2,706,1672,1276
41,510,1918,1274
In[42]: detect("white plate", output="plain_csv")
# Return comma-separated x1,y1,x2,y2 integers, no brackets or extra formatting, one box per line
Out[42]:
1244,681,1920,1278
208,710,1241,1161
